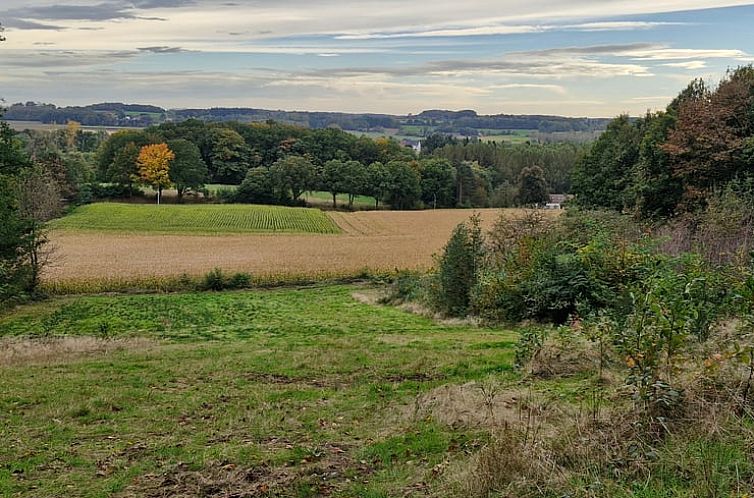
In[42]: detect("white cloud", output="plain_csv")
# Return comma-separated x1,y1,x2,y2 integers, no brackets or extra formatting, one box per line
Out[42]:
662,61,708,69
628,48,750,60
563,21,687,31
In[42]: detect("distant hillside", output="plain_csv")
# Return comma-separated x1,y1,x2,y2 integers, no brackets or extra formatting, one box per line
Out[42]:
3,102,612,137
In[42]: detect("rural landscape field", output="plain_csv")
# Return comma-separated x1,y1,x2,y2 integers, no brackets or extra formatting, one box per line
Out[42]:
4,2,754,497
45,204,511,291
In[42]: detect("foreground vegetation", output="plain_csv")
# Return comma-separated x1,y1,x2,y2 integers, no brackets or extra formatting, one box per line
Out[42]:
1,285,520,497
52,203,341,235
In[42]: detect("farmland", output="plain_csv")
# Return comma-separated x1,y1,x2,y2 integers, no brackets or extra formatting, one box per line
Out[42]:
44,206,523,291
52,203,341,235
0,285,522,497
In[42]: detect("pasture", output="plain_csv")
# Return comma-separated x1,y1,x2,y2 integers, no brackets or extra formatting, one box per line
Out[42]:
44,205,528,291
51,203,341,235
0,285,521,497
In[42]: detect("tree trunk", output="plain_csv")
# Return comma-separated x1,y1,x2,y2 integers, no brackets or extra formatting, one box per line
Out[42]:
157,186,161,205
332,192,337,208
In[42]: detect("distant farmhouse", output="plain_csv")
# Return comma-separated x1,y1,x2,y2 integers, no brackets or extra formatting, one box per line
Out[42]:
545,194,570,209
400,139,422,153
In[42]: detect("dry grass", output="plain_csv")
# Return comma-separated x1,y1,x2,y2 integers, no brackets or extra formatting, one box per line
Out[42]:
46,208,550,286
0,336,156,367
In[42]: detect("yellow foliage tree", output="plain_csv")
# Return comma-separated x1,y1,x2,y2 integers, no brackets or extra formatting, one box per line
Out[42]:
65,120,81,151
137,143,175,205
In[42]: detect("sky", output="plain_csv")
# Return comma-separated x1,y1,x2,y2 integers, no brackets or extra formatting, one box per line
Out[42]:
1,1,753,117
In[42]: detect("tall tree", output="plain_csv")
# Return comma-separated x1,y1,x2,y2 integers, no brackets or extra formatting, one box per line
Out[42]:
97,129,150,183
631,111,682,219
516,165,549,206
340,160,368,209
321,159,346,208
366,161,390,208
572,115,642,211
137,143,174,205
206,127,251,184
420,158,456,208
167,139,208,200
663,66,754,209
270,155,316,202
109,142,140,196
236,167,276,204
384,160,421,210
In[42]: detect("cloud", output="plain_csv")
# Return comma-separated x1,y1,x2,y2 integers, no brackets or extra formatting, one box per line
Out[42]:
336,25,545,40
662,61,708,69
627,48,750,60
0,49,137,68
563,21,687,31
489,83,567,94
517,44,751,62
138,46,188,54
336,20,687,40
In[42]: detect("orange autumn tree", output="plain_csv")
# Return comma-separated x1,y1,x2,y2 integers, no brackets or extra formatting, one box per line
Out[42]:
137,143,175,205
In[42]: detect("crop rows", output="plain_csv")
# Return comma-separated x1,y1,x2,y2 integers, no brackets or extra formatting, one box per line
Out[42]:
51,203,341,234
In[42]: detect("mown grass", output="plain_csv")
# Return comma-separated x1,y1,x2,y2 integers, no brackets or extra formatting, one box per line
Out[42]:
51,203,341,234
0,285,518,497
303,191,376,208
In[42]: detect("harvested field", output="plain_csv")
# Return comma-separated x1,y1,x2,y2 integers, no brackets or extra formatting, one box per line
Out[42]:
45,208,553,286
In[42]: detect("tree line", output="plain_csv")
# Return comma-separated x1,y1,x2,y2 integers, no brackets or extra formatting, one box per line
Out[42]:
95,120,578,209
572,65,754,219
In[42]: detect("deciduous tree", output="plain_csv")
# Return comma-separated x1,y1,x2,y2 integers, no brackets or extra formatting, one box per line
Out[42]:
168,139,208,200
270,155,316,202
420,158,456,208
137,143,174,205
517,165,549,206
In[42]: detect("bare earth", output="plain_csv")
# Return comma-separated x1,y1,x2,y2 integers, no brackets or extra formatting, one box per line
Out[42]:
46,209,539,283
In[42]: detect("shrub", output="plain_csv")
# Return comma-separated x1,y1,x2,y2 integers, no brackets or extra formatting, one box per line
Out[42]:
430,215,484,316
380,271,425,305
200,269,253,291
226,272,252,289
201,268,226,291
470,269,525,322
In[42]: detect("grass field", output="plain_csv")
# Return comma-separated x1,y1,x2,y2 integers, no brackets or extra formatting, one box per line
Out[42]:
52,203,341,235
303,191,376,208
45,208,527,290
3,284,743,497
0,285,521,497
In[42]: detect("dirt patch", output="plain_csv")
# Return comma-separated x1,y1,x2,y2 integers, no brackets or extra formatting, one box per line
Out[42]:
126,445,371,498
0,336,156,367
243,371,350,390
407,382,563,429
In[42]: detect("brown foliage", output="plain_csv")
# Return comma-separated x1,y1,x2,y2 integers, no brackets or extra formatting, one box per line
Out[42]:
664,67,754,207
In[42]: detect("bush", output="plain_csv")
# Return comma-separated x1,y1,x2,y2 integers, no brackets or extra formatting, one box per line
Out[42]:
226,272,252,289
380,271,425,305
201,268,253,291
88,182,143,200
470,269,524,322
201,268,226,291
430,215,484,316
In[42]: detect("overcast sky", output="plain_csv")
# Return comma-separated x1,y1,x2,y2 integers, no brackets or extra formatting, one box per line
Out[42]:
1,1,753,116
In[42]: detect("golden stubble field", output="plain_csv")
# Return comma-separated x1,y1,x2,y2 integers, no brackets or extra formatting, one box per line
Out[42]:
46,208,551,284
